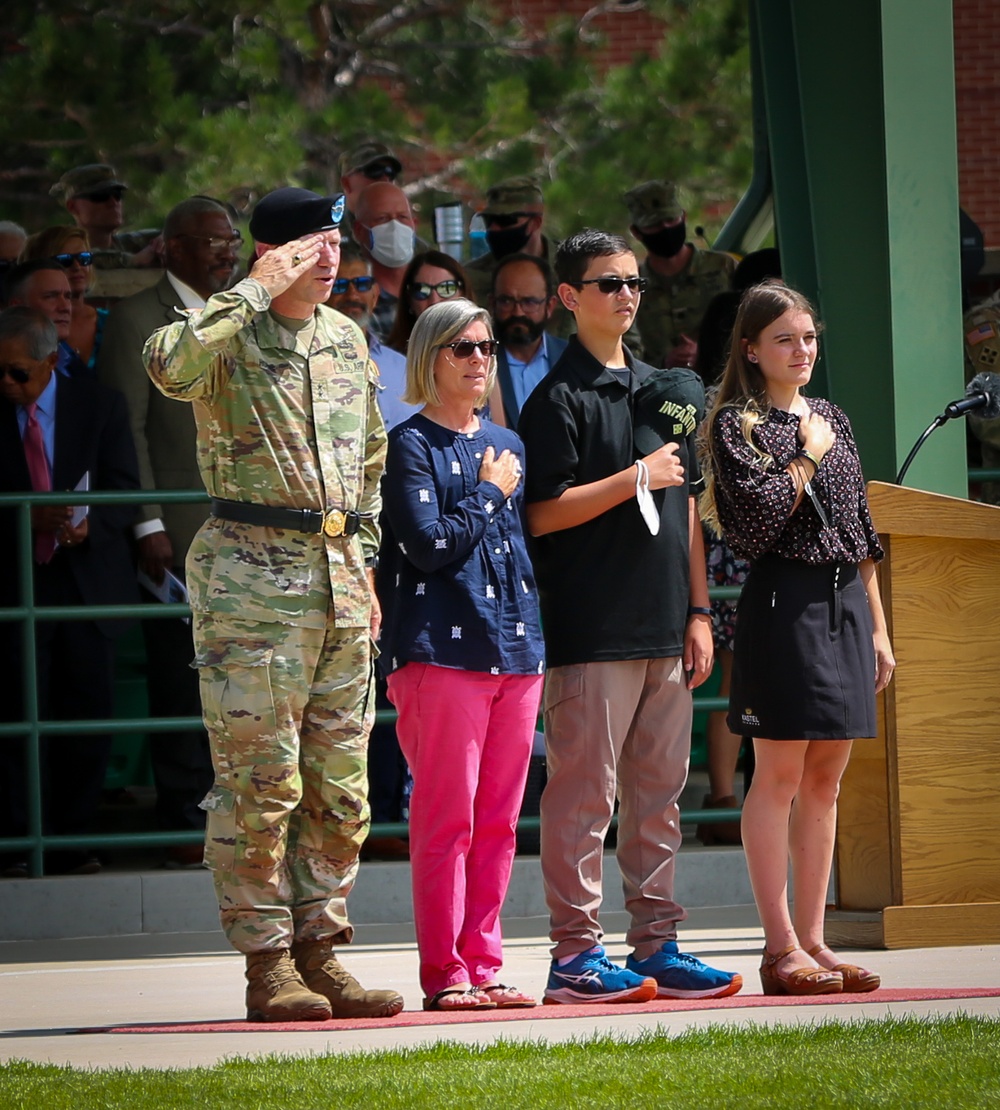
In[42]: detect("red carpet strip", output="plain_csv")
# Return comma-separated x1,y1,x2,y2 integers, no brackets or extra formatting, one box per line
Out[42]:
76,987,1000,1034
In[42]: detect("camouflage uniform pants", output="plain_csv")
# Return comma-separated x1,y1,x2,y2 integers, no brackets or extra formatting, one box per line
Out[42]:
193,611,373,953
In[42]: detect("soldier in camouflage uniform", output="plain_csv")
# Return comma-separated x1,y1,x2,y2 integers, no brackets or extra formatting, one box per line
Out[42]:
624,180,736,369
963,290,1000,505
466,177,573,339
144,187,403,1022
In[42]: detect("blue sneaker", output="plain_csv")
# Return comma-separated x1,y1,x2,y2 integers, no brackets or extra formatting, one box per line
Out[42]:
544,945,658,1005
626,941,743,999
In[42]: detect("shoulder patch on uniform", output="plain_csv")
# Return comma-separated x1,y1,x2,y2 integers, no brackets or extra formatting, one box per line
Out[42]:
967,321,996,346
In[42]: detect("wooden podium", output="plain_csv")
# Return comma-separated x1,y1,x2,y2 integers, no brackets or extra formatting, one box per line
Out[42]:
828,481,1000,949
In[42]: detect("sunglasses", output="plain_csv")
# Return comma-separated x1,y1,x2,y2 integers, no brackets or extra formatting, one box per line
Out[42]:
178,233,243,251
441,339,497,359
331,275,375,295
493,294,546,311
410,279,461,301
0,365,31,384
84,187,125,203
481,212,532,229
363,163,397,181
574,276,648,295
54,251,93,268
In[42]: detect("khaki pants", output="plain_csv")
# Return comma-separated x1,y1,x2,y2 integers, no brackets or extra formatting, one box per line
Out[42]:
540,656,691,961
194,612,373,953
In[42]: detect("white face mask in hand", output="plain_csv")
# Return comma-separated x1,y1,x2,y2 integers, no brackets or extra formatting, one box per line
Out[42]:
367,220,415,268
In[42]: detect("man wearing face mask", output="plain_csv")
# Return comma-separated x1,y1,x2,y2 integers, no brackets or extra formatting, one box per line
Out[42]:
353,182,418,341
625,181,736,371
467,178,573,340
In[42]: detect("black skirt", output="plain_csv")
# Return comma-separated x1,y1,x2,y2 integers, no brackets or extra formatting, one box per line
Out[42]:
727,555,877,740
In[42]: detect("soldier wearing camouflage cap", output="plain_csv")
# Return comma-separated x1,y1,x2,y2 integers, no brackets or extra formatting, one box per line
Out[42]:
50,163,161,269
338,140,403,220
144,186,403,1023
466,177,572,339
624,180,736,369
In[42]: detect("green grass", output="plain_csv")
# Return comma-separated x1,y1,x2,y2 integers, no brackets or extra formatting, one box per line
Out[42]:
2,1015,999,1109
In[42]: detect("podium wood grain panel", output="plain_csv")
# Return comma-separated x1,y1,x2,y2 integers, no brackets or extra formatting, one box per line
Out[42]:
831,485,1000,947
888,535,1000,905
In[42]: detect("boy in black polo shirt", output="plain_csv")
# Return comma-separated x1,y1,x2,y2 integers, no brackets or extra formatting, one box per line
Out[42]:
518,228,741,1003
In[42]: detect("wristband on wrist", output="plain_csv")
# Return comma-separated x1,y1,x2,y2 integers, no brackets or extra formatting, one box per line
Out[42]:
798,448,822,470
687,605,712,618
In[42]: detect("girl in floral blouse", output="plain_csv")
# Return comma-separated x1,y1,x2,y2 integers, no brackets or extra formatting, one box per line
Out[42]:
701,281,894,997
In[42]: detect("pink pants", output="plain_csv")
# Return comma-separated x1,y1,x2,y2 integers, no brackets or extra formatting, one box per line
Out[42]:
387,662,542,998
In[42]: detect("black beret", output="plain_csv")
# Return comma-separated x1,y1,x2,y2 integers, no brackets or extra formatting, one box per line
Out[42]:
248,187,345,245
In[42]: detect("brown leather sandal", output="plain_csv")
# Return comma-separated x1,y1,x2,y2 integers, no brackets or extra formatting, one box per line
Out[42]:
759,945,843,996
478,983,537,1008
806,944,880,993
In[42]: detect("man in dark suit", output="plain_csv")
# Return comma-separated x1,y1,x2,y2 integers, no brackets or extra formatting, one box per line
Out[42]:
0,307,139,876
490,253,568,428
97,197,240,859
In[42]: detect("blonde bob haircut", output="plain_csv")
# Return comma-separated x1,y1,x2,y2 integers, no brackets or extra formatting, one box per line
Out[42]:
403,298,497,410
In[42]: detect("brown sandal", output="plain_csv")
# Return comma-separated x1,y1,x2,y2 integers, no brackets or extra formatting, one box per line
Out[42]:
759,945,843,996
806,945,880,993
478,983,537,1008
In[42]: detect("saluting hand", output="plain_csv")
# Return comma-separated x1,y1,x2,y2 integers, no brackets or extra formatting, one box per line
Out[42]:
249,234,327,298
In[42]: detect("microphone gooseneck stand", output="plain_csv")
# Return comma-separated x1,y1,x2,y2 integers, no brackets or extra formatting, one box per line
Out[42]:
895,413,948,486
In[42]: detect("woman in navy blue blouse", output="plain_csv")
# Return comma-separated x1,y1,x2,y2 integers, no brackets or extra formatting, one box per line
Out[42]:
702,282,894,998
381,299,545,1011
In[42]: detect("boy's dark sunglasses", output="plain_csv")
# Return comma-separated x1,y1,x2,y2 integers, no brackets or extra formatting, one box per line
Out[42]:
574,276,647,295
441,339,497,359
331,275,375,294
481,211,533,229
84,188,125,203
410,279,461,301
363,163,397,181
54,251,93,268
0,365,31,384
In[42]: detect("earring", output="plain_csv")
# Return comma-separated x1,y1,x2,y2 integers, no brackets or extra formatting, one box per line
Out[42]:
748,354,757,362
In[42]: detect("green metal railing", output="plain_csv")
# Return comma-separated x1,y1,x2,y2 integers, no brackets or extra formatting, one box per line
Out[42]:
1,483,809,878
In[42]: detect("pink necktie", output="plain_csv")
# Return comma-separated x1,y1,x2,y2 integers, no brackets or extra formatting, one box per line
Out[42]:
23,402,56,564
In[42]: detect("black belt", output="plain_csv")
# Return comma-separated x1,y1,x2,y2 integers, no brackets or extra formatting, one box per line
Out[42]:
210,497,366,537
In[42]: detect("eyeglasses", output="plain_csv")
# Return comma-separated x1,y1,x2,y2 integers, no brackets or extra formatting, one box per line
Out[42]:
178,233,243,251
0,365,31,384
574,276,647,295
493,294,546,311
481,212,533,229
83,188,125,203
54,251,93,268
410,280,461,301
363,163,397,181
441,339,497,359
331,275,375,295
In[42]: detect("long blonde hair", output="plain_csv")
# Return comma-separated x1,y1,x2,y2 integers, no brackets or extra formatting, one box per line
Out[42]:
699,280,821,533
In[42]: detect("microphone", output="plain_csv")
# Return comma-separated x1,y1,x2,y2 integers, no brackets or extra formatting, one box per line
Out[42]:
896,371,1000,485
942,372,1000,421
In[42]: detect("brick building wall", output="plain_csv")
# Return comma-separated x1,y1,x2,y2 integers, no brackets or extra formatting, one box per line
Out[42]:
954,0,1000,247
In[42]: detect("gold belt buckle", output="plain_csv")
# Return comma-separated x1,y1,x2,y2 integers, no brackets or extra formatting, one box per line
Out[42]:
323,509,346,537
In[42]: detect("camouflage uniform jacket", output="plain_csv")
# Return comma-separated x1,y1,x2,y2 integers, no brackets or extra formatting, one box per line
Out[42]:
632,246,736,367
963,292,1000,504
143,277,387,630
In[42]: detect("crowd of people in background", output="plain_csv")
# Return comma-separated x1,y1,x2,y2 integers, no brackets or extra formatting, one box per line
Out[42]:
0,138,902,1014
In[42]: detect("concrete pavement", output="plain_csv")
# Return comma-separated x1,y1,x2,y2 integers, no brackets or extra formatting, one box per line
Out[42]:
3,906,999,1069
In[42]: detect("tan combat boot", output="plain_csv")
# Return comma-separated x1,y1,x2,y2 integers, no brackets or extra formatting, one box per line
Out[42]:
292,938,404,1018
245,948,333,1022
